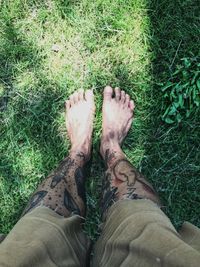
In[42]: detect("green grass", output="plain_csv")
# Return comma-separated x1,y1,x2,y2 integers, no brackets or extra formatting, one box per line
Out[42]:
0,0,199,239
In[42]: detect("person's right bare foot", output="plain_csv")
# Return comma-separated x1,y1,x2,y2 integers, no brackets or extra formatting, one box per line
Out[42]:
100,86,160,218
100,86,135,160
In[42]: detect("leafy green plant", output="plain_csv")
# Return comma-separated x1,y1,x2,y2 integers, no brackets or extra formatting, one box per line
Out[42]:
162,57,200,124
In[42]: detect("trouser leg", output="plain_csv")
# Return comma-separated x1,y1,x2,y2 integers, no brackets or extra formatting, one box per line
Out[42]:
92,199,200,267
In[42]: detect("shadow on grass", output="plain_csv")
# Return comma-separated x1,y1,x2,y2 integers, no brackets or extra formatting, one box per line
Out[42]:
0,19,41,111
143,0,200,228
0,20,68,232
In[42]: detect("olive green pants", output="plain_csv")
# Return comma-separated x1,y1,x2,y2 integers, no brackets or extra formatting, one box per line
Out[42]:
0,199,200,267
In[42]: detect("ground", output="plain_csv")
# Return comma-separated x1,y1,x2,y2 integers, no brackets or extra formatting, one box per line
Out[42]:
0,0,199,239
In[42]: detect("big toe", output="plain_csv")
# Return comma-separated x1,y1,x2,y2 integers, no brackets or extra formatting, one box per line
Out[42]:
104,86,113,101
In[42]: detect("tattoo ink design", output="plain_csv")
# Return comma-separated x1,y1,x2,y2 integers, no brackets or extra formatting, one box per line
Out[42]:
104,149,116,169
64,188,80,215
23,190,48,215
75,167,86,201
102,151,160,217
77,152,86,160
22,153,87,218
113,159,156,196
102,179,118,216
126,186,143,200
50,158,74,189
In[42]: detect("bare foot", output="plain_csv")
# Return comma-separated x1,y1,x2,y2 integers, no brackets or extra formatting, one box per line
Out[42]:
100,87,160,218
100,86,135,159
66,89,95,160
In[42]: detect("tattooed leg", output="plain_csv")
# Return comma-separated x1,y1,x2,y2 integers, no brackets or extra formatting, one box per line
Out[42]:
100,86,160,218
22,89,95,218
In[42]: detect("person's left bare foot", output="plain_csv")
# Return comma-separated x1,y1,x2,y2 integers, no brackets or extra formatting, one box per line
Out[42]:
66,89,95,160
22,89,95,218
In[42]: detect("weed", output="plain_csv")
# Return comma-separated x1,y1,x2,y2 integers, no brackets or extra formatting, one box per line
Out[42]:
161,57,200,124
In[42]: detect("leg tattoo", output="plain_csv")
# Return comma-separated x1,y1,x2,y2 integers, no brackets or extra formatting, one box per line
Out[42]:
22,152,87,217
101,148,161,218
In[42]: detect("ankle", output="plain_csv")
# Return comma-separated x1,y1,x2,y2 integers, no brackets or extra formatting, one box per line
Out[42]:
70,142,91,162
100,137,124,162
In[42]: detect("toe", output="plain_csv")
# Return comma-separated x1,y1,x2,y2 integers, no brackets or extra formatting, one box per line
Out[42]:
126,117,133,132
69,94,74,105
114,87,121,101
125,93,130,106
85,89,94,102
73,91,79,103
120,90,126,103
78,89,84,101
65,100,71,110
129,100,135,111
104,86,113,101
